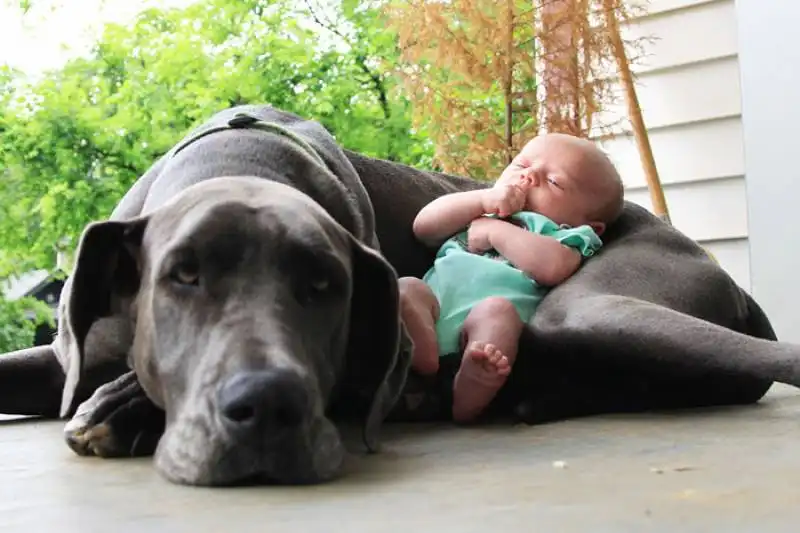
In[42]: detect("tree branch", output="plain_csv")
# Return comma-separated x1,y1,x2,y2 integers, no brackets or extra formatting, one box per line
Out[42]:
302,0,393,153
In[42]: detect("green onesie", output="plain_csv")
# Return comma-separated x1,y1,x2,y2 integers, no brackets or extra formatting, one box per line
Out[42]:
422,211,602,356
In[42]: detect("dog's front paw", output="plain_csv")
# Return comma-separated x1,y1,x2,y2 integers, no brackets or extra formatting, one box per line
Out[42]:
64,371,165,458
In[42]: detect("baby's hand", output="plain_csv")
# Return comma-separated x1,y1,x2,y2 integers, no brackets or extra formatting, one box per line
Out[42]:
481,182,528,217
467,217,497,253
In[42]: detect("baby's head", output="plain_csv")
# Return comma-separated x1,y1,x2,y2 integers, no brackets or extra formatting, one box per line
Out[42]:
497,133,624,236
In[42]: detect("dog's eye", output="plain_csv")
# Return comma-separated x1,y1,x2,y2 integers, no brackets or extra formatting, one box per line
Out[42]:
310,277,329,293
303,275,330,301
295,271,336,306
169,261,200,287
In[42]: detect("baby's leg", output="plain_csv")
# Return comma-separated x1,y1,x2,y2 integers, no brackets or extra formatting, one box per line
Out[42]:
452,297,524,423
398,277,441,376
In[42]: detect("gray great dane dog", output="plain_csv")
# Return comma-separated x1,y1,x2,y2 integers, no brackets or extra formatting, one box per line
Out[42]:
0,104,799,486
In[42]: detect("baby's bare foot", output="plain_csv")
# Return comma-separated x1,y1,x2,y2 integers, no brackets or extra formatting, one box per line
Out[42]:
452,342,511,423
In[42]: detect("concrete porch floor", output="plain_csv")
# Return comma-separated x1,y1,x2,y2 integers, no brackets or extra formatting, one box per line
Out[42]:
1,385,799,533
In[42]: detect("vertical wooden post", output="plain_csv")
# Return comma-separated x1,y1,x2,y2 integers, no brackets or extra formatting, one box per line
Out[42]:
601,0,671,224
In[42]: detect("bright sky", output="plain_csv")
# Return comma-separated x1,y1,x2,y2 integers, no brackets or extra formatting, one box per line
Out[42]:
0,0,195,75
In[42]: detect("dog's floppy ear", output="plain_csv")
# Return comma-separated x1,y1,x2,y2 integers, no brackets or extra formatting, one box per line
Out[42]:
57,216,148,418
345,238,411,453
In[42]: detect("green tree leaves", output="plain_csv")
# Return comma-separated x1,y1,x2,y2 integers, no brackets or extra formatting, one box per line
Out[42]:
0,296,54,353
0,0,432,275
0,0,433,351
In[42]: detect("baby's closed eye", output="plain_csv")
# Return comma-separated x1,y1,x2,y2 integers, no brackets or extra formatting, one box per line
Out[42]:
546,176,564,190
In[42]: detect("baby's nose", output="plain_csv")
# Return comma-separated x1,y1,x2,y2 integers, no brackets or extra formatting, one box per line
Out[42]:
523,168,541,186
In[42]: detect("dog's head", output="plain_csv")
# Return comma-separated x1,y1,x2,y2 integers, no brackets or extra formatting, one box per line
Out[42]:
58,177,409,485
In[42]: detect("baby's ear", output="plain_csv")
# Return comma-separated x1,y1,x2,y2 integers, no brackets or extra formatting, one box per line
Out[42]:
589,221,606,236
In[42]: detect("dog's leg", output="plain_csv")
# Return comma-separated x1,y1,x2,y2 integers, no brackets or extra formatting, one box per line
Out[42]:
64,370,164,458
0,346,65,418
531,294,798,404
507,352,769,425
0,344,134,419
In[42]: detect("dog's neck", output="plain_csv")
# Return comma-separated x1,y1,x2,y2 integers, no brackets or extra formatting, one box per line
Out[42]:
170,111,329,172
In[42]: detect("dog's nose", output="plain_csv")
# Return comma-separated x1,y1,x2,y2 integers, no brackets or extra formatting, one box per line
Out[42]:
217,369,309,432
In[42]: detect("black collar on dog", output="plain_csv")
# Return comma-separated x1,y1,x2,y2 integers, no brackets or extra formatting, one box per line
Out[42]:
169,111,328,170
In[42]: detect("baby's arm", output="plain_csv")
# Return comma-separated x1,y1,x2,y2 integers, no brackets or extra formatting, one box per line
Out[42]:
414,179,530,246
412,190,491,246
486,220,582,286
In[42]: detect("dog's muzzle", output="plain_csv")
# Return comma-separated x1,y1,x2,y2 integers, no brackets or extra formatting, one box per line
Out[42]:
216,369,311,439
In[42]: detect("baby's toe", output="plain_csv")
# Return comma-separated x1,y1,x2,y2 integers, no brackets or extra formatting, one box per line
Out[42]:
495,356,511,376
468,341,487,353
465,342,489,362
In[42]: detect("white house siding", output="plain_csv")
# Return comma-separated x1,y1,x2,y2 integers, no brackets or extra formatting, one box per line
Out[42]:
592,0,751,290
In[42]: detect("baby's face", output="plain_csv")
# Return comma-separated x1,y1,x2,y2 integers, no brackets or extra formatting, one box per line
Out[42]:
497,134,615,231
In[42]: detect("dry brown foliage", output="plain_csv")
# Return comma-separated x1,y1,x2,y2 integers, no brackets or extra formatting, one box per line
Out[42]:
385,0,650,179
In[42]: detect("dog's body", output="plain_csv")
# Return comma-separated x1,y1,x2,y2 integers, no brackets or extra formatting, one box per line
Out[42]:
0,104,796,486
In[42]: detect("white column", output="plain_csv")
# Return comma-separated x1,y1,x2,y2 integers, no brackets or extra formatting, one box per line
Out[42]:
737,0,800,341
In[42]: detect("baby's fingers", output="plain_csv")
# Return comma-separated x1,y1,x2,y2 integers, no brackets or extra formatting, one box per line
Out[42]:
498,202,513,218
